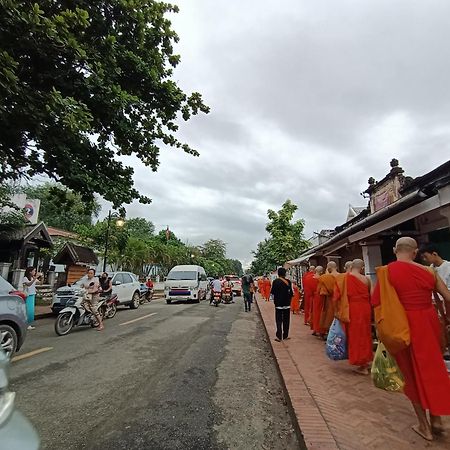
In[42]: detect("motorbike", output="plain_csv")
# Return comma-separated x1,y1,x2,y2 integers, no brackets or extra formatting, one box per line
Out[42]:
103,293,119,319
222,285,233,304
54,290,108,336
212,290,222,307
139,286,154,304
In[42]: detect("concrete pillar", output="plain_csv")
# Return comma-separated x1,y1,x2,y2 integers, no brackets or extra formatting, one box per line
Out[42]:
360,242,383,285
47,271,56,287
12,269,25,290
0,262,11,280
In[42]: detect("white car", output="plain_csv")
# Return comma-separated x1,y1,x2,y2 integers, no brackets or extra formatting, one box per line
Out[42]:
52,271,142,313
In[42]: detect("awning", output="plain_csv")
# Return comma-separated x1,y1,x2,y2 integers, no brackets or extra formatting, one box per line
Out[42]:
286,251,315,266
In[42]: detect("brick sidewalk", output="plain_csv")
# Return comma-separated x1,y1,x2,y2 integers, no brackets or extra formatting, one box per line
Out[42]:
256,295,450,450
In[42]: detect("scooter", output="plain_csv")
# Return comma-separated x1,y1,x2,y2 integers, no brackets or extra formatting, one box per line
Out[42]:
212,290,222,307
140,287,154,304
54,291,107,336
103,293,119,319
222,286,232,304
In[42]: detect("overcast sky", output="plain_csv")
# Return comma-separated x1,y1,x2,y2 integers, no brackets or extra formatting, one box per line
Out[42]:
114,0,450,267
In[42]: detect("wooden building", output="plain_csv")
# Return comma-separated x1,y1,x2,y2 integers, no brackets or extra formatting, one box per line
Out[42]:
53,243,98,286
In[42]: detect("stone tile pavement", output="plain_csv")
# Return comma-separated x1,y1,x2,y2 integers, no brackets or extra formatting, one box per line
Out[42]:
256,295,450,450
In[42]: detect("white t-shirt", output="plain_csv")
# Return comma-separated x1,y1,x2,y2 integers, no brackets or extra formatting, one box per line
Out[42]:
434,260,450,290
23,276,37,296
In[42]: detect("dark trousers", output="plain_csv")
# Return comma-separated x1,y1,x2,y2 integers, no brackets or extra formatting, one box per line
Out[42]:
275,308,290,340
244,293,252,311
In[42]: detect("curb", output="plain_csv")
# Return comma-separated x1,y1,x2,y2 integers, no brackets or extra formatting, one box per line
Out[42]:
256,298,340,450
35,312,55,320
256,299,307,450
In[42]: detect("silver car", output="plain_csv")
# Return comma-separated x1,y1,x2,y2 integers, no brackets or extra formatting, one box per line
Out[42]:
0,350,40,449
0,276,27,358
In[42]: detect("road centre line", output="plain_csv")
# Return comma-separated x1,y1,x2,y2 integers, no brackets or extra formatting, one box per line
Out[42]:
12,347,53,363
119,313,158,326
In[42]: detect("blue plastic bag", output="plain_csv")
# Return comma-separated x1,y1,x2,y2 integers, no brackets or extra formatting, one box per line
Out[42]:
326,318,348,360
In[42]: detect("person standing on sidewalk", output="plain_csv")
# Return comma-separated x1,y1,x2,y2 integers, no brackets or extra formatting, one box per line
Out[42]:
302,266,315,325
372,237,450,441
241,274,254,312
346,259,373,375
271,267,294,342
23,267,38,330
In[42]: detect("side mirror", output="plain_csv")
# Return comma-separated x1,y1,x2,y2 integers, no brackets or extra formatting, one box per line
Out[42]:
113,281,122,286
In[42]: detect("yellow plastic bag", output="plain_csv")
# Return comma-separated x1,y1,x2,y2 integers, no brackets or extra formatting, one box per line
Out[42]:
371,342,405,393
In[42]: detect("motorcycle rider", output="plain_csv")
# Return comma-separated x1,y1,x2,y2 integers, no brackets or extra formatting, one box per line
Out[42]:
222,276,233,303
210,276,222,305
99,272,113,298
81,268,104,331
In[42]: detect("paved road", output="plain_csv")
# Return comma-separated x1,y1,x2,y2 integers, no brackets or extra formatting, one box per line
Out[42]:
10,298,301,450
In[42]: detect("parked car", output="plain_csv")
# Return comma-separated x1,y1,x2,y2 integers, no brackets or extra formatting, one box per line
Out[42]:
52,271,142,313
226,275,242,297
0,349,40,449
164,265,208,304
0,276,27,358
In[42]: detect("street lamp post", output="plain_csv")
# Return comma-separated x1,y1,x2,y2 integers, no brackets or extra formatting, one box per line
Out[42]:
103,210,125,272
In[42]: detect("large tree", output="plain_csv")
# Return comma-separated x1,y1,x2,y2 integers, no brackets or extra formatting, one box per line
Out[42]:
251,200,309,274
0,1,209,206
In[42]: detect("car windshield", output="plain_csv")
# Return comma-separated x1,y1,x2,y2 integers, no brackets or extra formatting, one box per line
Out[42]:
0,276,14,293
167,271,197,281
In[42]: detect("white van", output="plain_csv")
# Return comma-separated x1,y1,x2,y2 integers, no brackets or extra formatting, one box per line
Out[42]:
164,265,208,304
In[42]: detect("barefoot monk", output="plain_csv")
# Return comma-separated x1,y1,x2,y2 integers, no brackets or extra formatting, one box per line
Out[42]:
372,237,450,442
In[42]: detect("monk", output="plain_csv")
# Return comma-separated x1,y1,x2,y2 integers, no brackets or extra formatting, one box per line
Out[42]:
302,266,315,325
291,281,301,314
372,237,450,441
257,277,264,296
261,275,271,301
318,262,339,335
346,259,373,375
311,266,325,336
344,261,353,273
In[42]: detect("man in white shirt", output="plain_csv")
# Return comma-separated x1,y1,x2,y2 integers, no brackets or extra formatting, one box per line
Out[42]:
420,244,450,324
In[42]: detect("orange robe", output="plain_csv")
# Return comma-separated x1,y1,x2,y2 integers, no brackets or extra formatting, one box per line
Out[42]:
257,279,264,296
333,273,350,324
291,283,301,314
346,274,373,366
372,261,450,415
311,277,325,333
302,272,314,325
318,274,336,332
261,279,271,301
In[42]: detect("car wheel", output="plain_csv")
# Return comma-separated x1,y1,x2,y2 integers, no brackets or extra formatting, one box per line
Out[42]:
166,299,172,304
129,292,140,309
0,324,18,358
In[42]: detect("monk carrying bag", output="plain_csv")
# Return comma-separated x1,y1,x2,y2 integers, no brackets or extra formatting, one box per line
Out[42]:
326,318,348,361
371,342,405,393
374,266,410,355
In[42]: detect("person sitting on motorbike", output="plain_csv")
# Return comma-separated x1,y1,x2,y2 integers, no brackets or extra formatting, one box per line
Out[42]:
81,268,104,331
145,277,154,289
222,276,233,302
210,276,222,305
99,272,113,298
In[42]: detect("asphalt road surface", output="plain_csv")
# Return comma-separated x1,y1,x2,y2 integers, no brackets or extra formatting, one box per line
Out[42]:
10,297,301,450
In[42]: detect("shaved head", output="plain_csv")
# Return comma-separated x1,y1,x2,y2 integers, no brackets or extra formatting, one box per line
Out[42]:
309,265,316,272
327,261,337,270
352,259,364,270
315,266,324,275
394,237,419,261
344,261,353,272
395,237,418,251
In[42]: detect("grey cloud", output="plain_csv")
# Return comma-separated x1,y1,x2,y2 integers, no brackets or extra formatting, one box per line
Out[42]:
115,0,450,266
